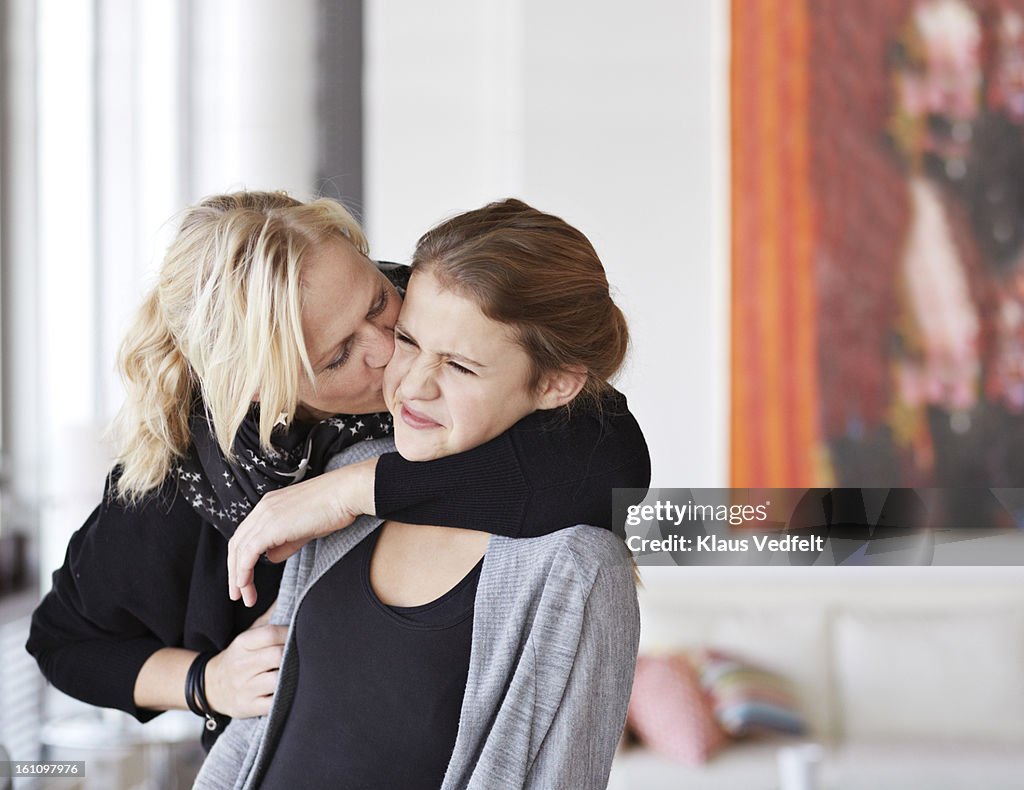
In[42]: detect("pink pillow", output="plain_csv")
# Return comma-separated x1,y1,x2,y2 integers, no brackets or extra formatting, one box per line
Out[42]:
627,653,729,765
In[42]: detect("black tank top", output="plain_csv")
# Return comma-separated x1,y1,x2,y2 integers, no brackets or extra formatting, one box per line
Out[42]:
259,527,482,789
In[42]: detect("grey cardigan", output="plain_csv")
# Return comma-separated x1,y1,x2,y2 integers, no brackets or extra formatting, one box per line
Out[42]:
194,438,640,790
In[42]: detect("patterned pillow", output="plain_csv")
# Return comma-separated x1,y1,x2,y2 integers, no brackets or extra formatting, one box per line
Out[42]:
626,653,729,765
690,648,807,737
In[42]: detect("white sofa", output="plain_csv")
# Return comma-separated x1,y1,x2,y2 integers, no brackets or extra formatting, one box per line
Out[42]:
608,565,1024,790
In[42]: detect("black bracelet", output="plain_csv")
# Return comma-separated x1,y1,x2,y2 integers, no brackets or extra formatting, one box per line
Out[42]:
195,653,218,731
184,653,205,716
185,651,220,731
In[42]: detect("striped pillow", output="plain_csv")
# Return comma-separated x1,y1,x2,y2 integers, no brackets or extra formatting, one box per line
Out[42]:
691,648,807,737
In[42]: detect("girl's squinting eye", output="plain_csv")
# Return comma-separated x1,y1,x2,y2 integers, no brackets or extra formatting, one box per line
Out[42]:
447,360,474,375
395,331,417,347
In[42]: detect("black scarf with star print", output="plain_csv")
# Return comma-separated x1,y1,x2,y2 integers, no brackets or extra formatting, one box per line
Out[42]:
172,402,394,540
172,261,410,540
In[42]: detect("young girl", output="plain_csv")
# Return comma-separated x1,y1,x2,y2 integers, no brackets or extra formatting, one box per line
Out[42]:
196,199,641,789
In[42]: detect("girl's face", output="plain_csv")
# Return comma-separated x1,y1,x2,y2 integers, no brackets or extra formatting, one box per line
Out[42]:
383,269,544,462
296,237,402,418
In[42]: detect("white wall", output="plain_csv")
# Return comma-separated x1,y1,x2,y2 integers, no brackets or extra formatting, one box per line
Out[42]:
189,0,317,201
20,0,320,580
366,0,729,486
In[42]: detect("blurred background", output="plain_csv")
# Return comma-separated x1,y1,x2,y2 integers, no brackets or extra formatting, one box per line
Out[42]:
0,1,1022,788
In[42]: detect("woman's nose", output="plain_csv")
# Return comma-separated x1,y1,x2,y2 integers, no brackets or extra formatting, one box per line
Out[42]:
364,321,395,369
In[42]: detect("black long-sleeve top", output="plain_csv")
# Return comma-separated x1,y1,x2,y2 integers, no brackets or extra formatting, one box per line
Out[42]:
26,397,649,738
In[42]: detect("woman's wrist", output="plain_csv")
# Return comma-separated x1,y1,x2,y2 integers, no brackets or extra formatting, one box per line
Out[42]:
347,456,378,517
324,456,378,520
134,647,200,712
203,650,226,713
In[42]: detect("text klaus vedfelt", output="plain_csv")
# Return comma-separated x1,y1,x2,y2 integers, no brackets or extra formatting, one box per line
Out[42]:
624,500,825,555
626,533,826,554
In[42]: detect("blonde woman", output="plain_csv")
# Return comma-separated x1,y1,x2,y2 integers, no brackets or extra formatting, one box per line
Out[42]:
27,192,650,750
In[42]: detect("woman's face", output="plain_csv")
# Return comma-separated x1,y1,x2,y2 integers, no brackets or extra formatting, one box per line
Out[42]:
383,269,543,461
296,237,402,418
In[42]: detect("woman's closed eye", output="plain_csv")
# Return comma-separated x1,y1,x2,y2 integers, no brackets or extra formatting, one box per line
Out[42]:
368,285,389,319
324,285,391,372
325,344,351,370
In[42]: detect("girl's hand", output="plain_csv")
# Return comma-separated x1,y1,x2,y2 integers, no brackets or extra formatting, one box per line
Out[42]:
204,602,285,718
227,457,378,607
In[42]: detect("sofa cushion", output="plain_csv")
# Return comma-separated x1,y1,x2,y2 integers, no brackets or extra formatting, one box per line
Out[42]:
691,648,808,736
706,610,832,738
627,653,729,765
834,610,1024,742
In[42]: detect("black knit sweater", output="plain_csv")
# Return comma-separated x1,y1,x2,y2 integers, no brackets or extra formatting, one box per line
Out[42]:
26,396,649,745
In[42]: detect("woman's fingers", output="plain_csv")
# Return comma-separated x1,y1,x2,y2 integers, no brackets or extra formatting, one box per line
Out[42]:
228,515,273,604
239,624,287,650
250,644,285,675
227,507,308,605
205,623,287,718
225,463,374,603
251,669,280,698
236,534,268,607
227,525,245,601
229,495,300,602
241,580,259,608
265,538,307,564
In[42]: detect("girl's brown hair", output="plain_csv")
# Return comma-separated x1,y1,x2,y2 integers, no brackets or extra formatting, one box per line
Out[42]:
411,198,628,412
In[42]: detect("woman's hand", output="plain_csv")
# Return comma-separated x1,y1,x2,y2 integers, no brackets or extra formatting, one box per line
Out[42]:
227,457,378,607
204,602,285,718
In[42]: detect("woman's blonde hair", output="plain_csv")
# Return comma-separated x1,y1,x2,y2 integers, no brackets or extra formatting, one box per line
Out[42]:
110,191,368,502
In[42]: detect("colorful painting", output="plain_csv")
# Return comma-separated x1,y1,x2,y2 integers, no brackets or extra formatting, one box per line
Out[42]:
731,0,1024,489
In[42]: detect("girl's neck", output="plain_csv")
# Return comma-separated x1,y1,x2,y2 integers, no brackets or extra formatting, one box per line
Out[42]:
369,521,489,607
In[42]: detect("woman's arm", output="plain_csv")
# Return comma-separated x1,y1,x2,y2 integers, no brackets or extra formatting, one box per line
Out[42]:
27,470,283,721
133,611,284,718
226,457,377,606
227,392,649,605
27,483,195,722
377,390,650,536
132,648,196,711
